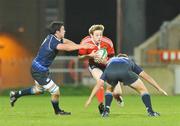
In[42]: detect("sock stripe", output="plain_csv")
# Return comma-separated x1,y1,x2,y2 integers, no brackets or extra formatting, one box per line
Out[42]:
105,93,113,96
141,93,150,97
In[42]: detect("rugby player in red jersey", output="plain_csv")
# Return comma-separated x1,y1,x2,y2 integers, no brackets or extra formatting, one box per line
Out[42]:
78,24,124,114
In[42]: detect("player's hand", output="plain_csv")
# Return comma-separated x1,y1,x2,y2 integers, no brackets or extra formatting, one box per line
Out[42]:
95,57,107,64
85,98,92,108
158,88,168,96
89,50,96,58
94,52,104,63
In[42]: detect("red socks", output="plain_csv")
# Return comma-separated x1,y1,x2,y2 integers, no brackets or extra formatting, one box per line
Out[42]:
95,86,104,104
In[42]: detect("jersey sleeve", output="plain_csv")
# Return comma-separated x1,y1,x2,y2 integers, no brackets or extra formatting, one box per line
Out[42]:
50,38,62,50
105,38,115,57
132,61,143,75
107,45,115,57
78,48,87,55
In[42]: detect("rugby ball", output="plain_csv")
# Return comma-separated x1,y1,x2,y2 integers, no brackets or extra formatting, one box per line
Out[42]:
94,48,108,63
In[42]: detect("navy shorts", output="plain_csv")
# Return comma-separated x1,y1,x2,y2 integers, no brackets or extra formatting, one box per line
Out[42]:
102,62,139,86
31,67,52,85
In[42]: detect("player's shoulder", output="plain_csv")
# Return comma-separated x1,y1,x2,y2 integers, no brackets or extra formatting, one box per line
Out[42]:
101,36,113,47
102,36,112,42
81,36,92,44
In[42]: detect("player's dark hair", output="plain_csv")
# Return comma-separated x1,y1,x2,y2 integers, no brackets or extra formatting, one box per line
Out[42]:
47,21,64,35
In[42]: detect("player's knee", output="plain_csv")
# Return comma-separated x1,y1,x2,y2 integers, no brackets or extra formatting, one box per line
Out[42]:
48,84,60,95
51,86,60,95
106,85,113,93
140,90,149,95
42,80,60,95
32,86,44,95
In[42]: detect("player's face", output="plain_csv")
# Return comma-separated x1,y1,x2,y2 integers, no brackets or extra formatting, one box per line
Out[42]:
90,30,103,44
57,26,66,39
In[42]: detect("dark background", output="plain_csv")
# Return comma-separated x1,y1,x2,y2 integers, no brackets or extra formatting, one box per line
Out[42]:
0,0,179,55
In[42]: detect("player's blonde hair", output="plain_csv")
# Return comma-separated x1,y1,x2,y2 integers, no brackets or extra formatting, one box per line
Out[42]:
88,24,104,35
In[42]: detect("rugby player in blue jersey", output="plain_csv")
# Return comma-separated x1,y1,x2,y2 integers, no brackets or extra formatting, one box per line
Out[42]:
10,21,94,115
85,54,167,117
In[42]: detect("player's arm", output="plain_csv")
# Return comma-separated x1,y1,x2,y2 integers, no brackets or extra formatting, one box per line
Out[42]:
56,39,94,51
106,38,115,58
78,50,96,60
63,38,78,45
139,71,168,96
85,79,104,108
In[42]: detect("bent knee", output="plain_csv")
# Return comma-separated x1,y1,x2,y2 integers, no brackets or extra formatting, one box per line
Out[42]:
32,86,44,95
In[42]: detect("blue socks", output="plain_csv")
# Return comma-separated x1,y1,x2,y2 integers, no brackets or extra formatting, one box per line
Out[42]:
51,100,61,114
16,87,35,98
105,93,113,111
141,93,153,112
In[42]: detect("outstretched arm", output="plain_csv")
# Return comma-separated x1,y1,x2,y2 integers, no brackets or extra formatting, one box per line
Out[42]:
85,79,104,108
139,71,168,95
63,38,78,45
78,50,96,60
56,38,94,51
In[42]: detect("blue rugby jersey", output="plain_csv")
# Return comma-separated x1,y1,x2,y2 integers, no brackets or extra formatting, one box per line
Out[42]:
107,57,143,75
32,34,63,72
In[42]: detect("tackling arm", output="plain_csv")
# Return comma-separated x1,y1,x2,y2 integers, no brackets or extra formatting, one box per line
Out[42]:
139,71,168,95
85,79,104,108
78,50,96,60
56,38,94,51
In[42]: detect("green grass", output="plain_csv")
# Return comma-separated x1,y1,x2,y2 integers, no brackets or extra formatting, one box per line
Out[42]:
0,95,180,126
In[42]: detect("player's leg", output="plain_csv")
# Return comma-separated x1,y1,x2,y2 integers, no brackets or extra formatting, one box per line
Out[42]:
43,80,71,115
10,67,47,107
89,66,104,114
130,78,160,116
102,84,113,117
10,82,44,107
112,82,124,107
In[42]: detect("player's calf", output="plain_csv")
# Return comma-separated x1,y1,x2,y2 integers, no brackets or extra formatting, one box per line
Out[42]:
45,82,71,115
10,86,43,107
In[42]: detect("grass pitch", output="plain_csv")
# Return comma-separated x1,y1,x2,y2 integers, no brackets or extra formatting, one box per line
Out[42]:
0,95,180,126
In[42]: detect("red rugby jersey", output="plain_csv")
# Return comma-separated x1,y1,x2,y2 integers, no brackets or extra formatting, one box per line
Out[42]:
78,36,115,67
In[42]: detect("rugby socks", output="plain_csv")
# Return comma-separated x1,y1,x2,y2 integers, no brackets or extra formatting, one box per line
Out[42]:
141,93,153,113
104,93,113,112
96,86,104,104
15,87,35,98
51,100,61,114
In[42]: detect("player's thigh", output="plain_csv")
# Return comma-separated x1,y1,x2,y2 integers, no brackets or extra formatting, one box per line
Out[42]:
88,67,103,81
130,79,148,94
31,70,51,85
32,70,59,94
